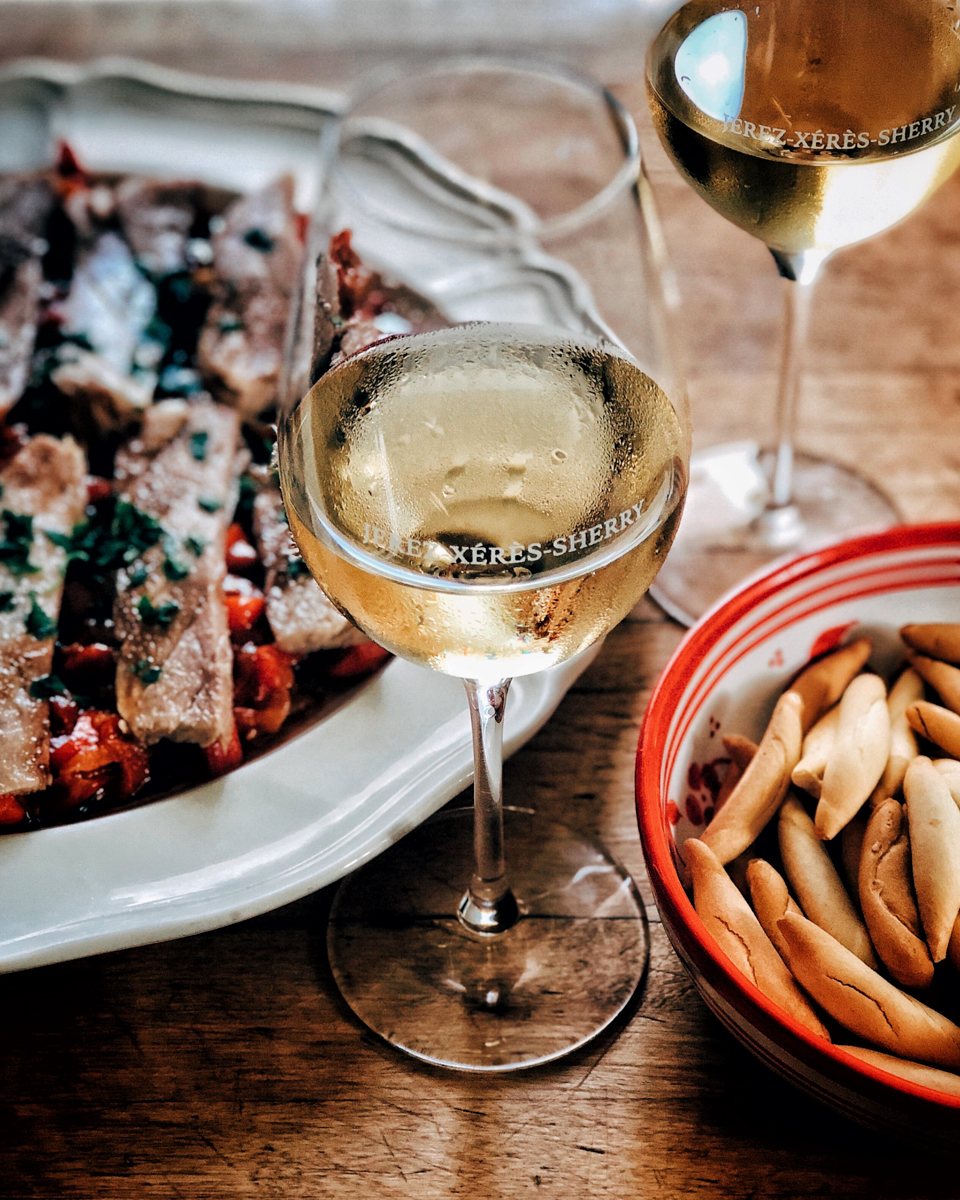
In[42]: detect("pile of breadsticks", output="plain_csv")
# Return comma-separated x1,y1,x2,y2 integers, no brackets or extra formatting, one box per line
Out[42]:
685,624,960,1099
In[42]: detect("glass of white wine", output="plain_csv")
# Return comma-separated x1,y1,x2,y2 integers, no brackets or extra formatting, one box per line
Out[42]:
278,59,689,1070
646,0,960,623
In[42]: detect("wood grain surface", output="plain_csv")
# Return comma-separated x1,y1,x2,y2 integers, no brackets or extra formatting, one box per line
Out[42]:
3,13,960,1196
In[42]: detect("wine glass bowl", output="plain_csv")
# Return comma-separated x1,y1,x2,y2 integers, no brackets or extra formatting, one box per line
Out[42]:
278,59,689,1070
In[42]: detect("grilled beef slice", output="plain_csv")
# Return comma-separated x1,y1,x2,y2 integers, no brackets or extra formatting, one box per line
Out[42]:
252,487,365,656
113,398,242,747
0,435,88,794
198,178,301,417
115,178,200,278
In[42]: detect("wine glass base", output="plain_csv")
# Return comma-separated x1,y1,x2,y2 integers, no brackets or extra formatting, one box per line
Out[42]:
326,807,649,1071
648,442,901,626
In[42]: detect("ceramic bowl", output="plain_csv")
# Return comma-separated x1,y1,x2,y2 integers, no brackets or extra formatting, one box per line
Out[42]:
636,523,960,1147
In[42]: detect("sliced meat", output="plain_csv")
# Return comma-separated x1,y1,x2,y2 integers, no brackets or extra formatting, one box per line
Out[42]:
252,487,365,656
113,398,242,747
52,229,163,436
51,347,154,434
197,178,301,417
0,435,88,794
58,230,158,378
0,176,56,416
115,178,200,278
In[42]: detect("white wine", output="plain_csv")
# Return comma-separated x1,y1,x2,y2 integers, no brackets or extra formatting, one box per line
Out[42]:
647,0,960,255
280,324,686,679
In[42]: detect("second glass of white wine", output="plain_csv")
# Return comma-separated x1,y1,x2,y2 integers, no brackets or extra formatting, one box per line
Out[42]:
279,60,689,1070
646,0,960,623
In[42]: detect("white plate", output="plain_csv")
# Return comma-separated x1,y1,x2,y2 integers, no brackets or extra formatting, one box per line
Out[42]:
0,59,600,972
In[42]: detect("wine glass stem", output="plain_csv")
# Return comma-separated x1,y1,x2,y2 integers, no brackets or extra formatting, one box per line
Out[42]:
458,677,520,936
766,247,832,511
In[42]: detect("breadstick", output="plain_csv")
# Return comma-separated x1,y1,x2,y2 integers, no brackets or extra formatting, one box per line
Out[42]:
792,704,840,799
934,757,960,810
777,912,960,1069
909,653,960,715
778,794,877,967
837,1047,960,1098
701,691,803,865
868,667,922,807
786,637,873,734
816,673,890,841
685,839,829,1039
745,857,803,960
949,913,960,973
722,734,758,773
901,623,960,666
858,799,933,989
839,807,868,896
715,741,756,812
904,756,960,962
907,700,960,759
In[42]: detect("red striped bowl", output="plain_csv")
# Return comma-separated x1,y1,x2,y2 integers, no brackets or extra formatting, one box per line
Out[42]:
636,523,960,1146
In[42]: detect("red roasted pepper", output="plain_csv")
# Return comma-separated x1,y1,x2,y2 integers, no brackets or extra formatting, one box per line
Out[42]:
203,719,244,777
0,794,26,825
225,523,259,573
233,642,296,738
50,710,149,809
60,642,116,686
84,475,113,505
328,641,391,680
223,574,265,636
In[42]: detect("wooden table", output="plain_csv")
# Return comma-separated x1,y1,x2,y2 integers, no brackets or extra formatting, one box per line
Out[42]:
4,16,960,1196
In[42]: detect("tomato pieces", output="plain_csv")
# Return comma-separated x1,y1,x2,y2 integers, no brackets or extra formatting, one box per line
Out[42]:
203,720,244,777
223,574,265,636
0,793,26,825
50,710,149,810
225,523,259,573
233,642,296,738
328,641,391,680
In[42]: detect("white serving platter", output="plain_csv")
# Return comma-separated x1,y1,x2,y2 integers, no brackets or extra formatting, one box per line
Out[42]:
0,58,598,972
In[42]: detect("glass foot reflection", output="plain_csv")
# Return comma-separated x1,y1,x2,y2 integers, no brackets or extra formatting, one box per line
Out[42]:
327,808,649,1071
649,442,900,626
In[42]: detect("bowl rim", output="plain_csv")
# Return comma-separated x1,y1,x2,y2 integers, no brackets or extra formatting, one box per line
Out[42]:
636,520,960,1113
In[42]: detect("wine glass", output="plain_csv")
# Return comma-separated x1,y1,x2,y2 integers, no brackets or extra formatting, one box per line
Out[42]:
645,0,960,624
278,59,689,1070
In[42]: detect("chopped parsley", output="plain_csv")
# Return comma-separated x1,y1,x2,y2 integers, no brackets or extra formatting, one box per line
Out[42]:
185,535,206,557
218,314,243,334
131,659,162,685
137,595,180,628
128,562,148,588
0,591,14,612
198,496,223,513
163,556,190,582
286,557,309,578
235,472,259,522
0,510,39,577
189,430,209,462
49,500,164,582
243,228,275,253
25,594,57,639
29,673,67,700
